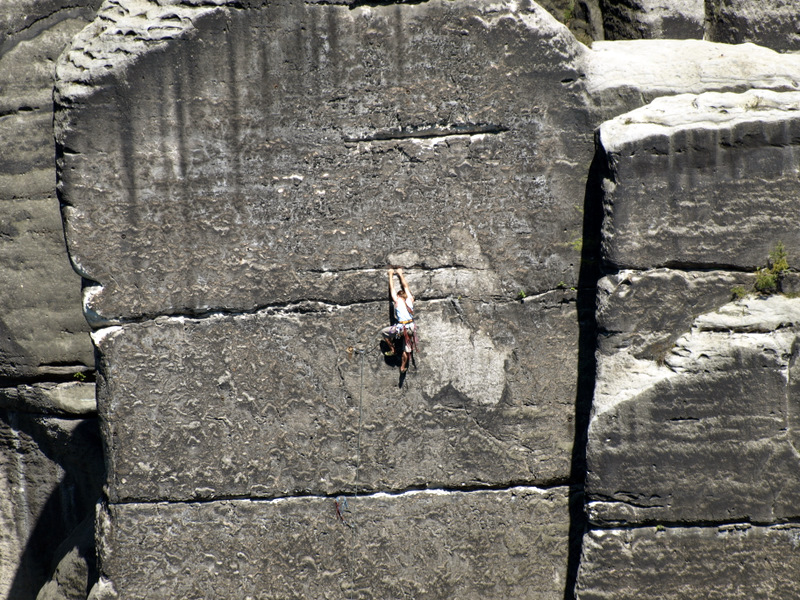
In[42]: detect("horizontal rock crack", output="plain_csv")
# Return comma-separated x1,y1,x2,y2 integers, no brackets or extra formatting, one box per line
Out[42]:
110,482,569,507
344,123,508,143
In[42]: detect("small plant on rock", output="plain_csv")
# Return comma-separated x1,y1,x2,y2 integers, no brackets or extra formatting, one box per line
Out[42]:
754,268,778,294
563,0,575,22
730,286,747,301
754,242,790,295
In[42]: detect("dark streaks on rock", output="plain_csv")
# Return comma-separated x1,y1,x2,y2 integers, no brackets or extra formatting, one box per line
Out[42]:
56,0,592,323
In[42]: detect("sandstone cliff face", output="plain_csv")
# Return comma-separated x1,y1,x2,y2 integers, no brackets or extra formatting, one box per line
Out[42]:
57,1,591,597
599,0,800,53
0,1,103,599
0,0,795,598
578,89,800,597
706,0,800,52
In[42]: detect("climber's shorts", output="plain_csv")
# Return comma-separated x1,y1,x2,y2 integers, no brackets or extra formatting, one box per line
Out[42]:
381,322,415,351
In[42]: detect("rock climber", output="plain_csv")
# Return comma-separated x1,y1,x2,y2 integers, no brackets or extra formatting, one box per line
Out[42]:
381,267,417,373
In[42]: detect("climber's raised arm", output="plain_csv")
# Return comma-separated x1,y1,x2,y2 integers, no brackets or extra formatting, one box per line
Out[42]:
388,268,399,301
396,267,414,304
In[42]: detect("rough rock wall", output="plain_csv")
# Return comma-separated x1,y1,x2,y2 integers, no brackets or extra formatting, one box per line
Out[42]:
0,1,103,599
600,0,705,40
706,0,800,52
577,90,800,598
47,0,800,599
600,0,800,52
56,1,592,597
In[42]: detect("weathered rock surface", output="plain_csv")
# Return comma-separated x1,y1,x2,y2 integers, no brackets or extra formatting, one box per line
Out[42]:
538,0,604,44
0,2,102,597
706,0,800,52
599,89,800,271
600,0,703,40
0,382,96,416
584,40,800,120
99,486,570,600
0,0,97,381
35,515,95,600
51,1,800,598
0,412,103,600
577,524,800,599
95,292,577,503
588,294,800,524
596,268,755,360
56,0,591,325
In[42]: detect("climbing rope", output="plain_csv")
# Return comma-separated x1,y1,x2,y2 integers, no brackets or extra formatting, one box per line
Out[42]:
354,347,364,505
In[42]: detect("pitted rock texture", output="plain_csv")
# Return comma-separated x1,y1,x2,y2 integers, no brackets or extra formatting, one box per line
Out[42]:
577,524,800,599
599,89,800,271
99,486,570,600
56,0,591,325
94,292,577,503
599,0,703,40
588,293,800,525
706,0,800,52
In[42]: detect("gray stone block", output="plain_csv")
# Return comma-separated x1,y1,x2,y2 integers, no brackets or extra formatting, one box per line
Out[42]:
94,293,578,503
588,295,800,524
99,486,570,600
599,90,800,271
0,195,93,380
577,524,800,599
55,0,592,324
706,0,800,52
596,269,755,360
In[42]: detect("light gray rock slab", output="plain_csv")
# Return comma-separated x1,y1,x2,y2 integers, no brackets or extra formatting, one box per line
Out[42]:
599,90,800,271
706,0,800,52
99,486,570,600
585,39,800,119
55,0,591,324
588,296,800,524
600,0,703,41
94,293,578,502
577,524,800,600
0,382,96,416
